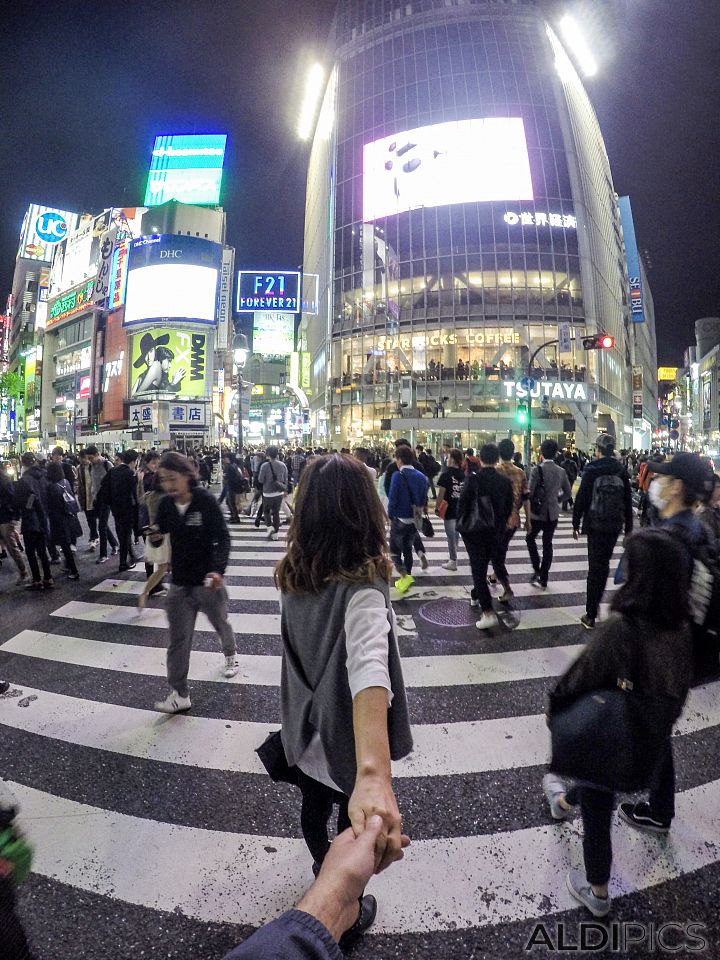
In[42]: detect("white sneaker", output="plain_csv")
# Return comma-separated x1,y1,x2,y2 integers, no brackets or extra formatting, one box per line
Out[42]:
269,531,278,541
475,611,498,630
87,541,97,552
153,691,192,713
70,544,77,553
224,656,239,679
441,560,457,571
419,552,429,570
266,527,274,540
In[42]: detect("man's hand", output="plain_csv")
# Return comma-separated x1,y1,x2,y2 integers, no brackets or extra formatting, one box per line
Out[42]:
205,572,224,591
297,817,410,942
572,529,579,541
348,773,406,873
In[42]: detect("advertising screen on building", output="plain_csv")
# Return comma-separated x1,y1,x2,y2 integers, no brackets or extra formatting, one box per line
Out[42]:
144,134,227,206
129,328,208,399
236,270,301,313
363,118,534,221
49,210,111,297
252,313,295,356
17,204,79,262
124,234,222,327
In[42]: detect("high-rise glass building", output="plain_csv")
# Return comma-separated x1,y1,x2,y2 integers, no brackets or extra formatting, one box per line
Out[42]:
301,0,644,451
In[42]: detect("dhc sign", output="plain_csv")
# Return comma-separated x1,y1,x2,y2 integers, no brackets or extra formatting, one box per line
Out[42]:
504,380,588,402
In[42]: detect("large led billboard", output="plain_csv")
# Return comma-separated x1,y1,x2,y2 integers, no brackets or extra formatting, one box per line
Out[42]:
17,204,79,262
252,313,295,356
362,118,534,221
123,234,222,327
236,270,301,313
130,328,208,399
144,134,227,207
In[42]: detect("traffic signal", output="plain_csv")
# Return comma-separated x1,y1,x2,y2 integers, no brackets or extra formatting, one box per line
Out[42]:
516,400,529,425
581,333,615,350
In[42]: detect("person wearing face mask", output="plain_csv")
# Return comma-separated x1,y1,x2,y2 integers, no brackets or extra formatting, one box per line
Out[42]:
614,453,716,835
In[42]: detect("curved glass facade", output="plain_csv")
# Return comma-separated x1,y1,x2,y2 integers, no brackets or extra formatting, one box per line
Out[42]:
301,0,634,449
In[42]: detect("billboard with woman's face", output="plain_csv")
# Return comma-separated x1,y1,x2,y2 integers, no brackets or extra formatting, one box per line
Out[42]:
130,328,208,399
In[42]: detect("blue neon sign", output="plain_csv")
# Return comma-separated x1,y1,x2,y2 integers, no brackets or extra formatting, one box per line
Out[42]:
236,270,301,313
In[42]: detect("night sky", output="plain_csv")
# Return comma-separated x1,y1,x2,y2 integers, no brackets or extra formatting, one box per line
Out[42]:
1,0,718,365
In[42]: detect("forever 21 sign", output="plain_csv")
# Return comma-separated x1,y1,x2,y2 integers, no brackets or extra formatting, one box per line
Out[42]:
236,270,301,313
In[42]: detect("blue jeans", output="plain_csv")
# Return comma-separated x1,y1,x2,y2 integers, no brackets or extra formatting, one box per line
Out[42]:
443,517,459,561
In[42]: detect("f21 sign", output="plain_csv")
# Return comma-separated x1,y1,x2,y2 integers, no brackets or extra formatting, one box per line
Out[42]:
236,270,300,313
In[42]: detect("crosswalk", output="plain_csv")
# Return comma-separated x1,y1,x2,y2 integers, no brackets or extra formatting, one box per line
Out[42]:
1,512,718,953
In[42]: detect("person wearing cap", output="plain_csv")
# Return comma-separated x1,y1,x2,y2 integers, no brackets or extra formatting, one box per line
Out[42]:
616,451,715,836
572,434,633,629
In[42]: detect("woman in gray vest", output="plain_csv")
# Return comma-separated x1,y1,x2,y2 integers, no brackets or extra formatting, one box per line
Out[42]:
275,453,413,946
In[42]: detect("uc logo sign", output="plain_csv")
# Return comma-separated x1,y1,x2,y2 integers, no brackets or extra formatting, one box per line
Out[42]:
35,211,69,244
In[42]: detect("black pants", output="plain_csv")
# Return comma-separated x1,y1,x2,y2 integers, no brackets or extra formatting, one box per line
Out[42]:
586,530,620,619
56,536,78,576
0,875,32,959
113,512,134,569
23,529,51,583
84,508,98,541
296,768,351,866
96,504,118,558
390,519,416,575
526,519,558,580
565,739,675,886
262,496,281,533
463,534,495,612
492,527,516,586
565,783,615,886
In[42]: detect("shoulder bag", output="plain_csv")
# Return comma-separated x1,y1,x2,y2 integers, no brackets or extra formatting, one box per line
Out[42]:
456,475,495,536
549,628,682,792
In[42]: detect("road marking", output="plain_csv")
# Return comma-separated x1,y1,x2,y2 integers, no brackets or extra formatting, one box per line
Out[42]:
1,629,588,686
0,680,717,777
10,777,720,933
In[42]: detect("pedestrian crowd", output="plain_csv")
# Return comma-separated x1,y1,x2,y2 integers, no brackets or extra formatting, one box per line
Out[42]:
1,436,719,958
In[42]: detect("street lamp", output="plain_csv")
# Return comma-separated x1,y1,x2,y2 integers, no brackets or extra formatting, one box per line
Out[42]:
65,397,76,452
232,333,250,454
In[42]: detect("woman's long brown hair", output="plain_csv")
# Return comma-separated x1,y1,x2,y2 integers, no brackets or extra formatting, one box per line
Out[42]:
274,454,392,593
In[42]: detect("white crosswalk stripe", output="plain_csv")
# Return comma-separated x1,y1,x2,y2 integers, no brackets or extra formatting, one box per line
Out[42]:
1,510,717,944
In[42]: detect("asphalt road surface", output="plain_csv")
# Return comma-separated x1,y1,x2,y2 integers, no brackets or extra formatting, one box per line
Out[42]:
1,501,718,959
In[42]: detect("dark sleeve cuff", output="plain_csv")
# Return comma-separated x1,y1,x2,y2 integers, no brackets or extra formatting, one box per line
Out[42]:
220,909,342,960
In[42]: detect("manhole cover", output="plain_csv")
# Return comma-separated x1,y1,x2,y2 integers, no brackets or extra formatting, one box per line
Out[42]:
418,599,475,627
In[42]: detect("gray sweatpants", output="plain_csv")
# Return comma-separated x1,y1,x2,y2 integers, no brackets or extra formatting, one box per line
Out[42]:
165,583,237,697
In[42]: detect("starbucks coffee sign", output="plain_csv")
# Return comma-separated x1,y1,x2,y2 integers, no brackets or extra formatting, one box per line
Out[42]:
503,380,589,402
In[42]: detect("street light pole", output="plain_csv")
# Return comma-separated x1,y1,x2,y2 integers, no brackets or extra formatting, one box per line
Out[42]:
524,338,559,470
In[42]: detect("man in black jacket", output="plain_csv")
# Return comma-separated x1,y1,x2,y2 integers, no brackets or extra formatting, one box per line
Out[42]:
458,443,513,630
153,451,238,713
14,452,53,589
573,434,633,629
108,449,139,572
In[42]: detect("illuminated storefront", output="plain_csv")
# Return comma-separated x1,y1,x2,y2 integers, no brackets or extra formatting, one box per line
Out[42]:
300,0,640,450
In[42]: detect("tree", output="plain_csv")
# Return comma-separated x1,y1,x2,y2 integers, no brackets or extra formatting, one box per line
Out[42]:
0,371,22,400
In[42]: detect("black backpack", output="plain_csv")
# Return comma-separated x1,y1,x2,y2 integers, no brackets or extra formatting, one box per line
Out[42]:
588,474,625,533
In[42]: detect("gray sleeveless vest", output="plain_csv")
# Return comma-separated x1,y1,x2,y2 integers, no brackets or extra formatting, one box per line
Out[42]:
280,578,413,795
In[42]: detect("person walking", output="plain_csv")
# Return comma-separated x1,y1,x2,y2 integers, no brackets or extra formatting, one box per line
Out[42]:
221,453,246,524
87,445,118,564
435,448,465,570
0,463,29,585
14,452,53,590
107,449,139,572
258,446,288,540
457,443,513,629
274,453,413,945
138,451,169,607
387,445,429,594
45,462,81,580
526,439,572,589
152,452,238,713
492,439,531,603
384,441,430,571
415,445,440,499
76,449,98,551
572,433,633,629
543,529,692,917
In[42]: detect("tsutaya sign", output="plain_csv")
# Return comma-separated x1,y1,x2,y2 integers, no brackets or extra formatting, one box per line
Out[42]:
504,380,588,402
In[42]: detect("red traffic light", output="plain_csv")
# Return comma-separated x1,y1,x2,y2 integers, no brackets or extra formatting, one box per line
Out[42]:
599,335,615,349
581,333,615,350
